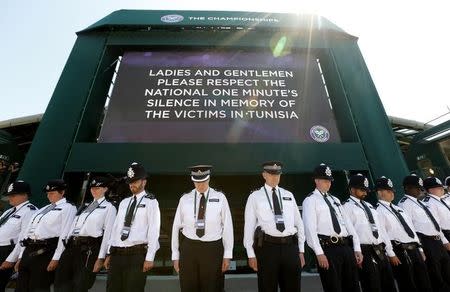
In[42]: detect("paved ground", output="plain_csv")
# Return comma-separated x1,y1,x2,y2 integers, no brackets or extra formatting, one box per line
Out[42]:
7,273,324,291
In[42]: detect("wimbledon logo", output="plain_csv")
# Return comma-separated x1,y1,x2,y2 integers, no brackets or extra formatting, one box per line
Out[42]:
310,125,330,143
161,14,184,23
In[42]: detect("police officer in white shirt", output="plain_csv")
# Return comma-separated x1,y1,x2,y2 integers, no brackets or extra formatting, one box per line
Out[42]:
422,177,450,243
343,174,397,292
172,165,233,292
54,176,117,292
243,161,305,292
375,176,432,292
443,176,450,203
398,175,450,292
302,163,362,292
15,179,77,292
0,181,37,291
105,162,160,292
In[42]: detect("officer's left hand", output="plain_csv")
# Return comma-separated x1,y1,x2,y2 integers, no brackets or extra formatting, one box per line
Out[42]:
47,260,59,272
0,261,15,270
445,243,450,251
299,253,305,268
354,251,363,267
222,258,230,272
143,261,154,272
93,259,104,272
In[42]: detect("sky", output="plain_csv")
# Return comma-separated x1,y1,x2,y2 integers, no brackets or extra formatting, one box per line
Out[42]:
1,0,449,125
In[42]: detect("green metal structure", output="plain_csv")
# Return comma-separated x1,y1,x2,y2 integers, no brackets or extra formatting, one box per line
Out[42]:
406,120,450,179
16,10,409,272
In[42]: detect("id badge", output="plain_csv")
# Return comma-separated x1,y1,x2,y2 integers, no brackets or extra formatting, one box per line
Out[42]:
274,214,284,224
195,219,205,229
121,226,131,237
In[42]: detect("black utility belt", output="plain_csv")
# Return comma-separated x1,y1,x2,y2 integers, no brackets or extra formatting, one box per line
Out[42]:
391,241,420,251
110,244,147,255
361,243,386,260
417,233,441,241
183,236,222,245
263,234,297,245
360,243,386,252
67,236,102,247
21,237,58,247
318,234,352,247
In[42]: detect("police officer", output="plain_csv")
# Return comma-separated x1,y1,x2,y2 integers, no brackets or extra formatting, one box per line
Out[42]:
54,176,117,292
0,181,37,291
422,177,450,244
343,174,397,292
243,161,305,292
375,176,432,292
171,165,233,292
105,162,160,292
443,176,450,201
398,174,450,292
302,163,362,292
15,179,77,292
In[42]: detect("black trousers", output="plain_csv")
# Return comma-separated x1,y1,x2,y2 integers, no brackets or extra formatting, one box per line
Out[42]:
179,237,224,292
418,234,450,292
391,243,432,292
359,245,397,292
254,240,301,292
53,238,101,292
106,248,147,292
317,244,360,292
16,240,58,292
0,245,14,292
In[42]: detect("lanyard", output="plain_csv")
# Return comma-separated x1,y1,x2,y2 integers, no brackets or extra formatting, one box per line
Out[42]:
194,189,210,219
31,203,57,225
428,195,450,212
263,186,283,214
320,191,343,217
125,195,145,225
379,202,405,225
350,197,372,220
73,198,105,229
0,202,28,223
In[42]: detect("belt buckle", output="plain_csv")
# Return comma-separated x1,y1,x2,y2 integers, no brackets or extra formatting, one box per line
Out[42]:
434,235,440,240
330,236,339,244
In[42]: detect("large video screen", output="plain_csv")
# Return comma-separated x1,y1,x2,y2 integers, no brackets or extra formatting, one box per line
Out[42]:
98,49,341,143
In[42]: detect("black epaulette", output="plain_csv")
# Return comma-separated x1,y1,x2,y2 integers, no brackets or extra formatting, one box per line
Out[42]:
342,198,350,205
214,188,224,195
145,193,156,200
422,196,430,202
399,197,407,203
307,192,314,197
375,203,380,208
27,204,37,210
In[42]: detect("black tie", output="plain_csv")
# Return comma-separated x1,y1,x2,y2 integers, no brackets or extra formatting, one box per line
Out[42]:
272,188,285,232
0,207,16,227
418,200,440,232
322,193,341,234
121,196,137,240
361,200,379,238
390,204,415,238
196,193,206,237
